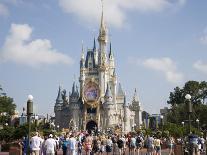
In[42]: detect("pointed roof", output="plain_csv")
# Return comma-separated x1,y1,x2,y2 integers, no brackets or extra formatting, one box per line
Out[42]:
93,38,96,52
76,85,79,96
113,69,116,77
109,42,113,59
117,83,124,96
105,83,113,98
98,0,107,43
81,41,84,60
56,86,63,104
123,95,128,107
72,82,75,94
85,49,96,68
132,88,139,103
70,82,79,98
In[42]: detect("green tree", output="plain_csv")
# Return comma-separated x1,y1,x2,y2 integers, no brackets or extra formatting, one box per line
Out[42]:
167,80,207,131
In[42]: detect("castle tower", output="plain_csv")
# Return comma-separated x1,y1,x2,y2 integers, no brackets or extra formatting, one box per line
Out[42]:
103,83,115,129
98,1,108,97
131,88,142,129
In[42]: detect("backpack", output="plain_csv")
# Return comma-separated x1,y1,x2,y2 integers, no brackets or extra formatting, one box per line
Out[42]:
136,136,142,144
117,139,124,148
62,140,68,151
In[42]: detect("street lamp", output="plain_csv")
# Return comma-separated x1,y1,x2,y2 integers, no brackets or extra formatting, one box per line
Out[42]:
160,115,164,131
27,95,33,154
185,94,192,134
182,121,185,128
57,125,60,132
196,119,199,131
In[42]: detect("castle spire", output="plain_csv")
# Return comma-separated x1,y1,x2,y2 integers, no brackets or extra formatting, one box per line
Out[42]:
56,86,63,104
132,88,139,103
98,0,107,66
109,42,113,59
98,0,107,44
81,40,84,60
105,83,113,102
93,37,96,52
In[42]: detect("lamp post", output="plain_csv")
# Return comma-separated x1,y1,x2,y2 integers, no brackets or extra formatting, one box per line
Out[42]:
160,115,164,131
182,121,185,128
196,119,199,131
27,95,33,154
185,94,192,134
57,125,60,132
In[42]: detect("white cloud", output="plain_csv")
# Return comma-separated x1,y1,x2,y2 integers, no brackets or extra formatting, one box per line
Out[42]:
135,57,184,84
59,0,186,28
193,60,207,74
0,3,9,16
0,24,74,67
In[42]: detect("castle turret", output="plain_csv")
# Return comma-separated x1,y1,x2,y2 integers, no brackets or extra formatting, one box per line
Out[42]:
108,42,115,70
131,88,142,129
98,2,108,97
80,42,85,69
56,86,63,105
104,83,113,103
103,83,115,129
70,82,79,103
79,42,85,97
93,38,98,65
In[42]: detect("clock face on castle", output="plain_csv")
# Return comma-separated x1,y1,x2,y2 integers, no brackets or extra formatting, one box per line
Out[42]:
83,82,100,103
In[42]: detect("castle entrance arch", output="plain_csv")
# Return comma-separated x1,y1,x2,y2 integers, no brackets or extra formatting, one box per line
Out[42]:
86,120,97,133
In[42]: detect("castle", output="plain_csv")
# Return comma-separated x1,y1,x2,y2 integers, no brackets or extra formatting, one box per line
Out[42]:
54,7,142,133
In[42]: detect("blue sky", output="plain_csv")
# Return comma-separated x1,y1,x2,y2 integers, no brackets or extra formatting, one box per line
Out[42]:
0,0,207,116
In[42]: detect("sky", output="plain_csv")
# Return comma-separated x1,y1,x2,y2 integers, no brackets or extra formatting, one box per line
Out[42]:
0,0,207,116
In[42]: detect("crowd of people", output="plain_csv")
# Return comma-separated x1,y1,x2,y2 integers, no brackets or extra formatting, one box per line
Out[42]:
20,130,207,155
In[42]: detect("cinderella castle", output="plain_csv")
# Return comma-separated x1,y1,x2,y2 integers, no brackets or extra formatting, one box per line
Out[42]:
54,6,142,133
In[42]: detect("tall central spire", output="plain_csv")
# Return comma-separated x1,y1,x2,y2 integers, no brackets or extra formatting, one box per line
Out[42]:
98,0,107,44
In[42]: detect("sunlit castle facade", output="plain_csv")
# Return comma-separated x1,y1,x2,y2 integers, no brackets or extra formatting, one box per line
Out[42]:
54,8,142,133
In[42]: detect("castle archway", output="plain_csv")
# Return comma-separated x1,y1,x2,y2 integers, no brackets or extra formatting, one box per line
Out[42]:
86,120,97,133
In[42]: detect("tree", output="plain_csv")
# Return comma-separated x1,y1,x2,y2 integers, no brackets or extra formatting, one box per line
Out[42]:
0,96,16,116
167,81,207,106
167,81,207,131
0,85,16,126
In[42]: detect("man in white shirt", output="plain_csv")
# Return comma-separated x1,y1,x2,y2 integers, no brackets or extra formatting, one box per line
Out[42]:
44,134,56,155
68,134,77,155
30,132,43,155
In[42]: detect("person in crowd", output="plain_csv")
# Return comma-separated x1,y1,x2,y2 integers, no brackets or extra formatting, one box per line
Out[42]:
136,134,144,155
44,134,56,155
129,135,136,155
84,133,93,155
154,136,161,155
111,135,117,155
41,135,48,155
188,131,200,155
168,136,175,155
61,135,69,155
106,136,113,155
30,132,43,155
117,135,124,155
92,136,99,155
67,134,77,155
146,135,154,155
198,135,205,153
100,135,106,155
78,135,83,155
21,136,28,155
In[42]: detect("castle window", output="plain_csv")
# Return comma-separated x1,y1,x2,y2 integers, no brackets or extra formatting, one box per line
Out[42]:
87,108,96,114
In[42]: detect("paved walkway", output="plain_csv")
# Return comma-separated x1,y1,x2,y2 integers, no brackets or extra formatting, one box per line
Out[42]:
56,148,170,155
